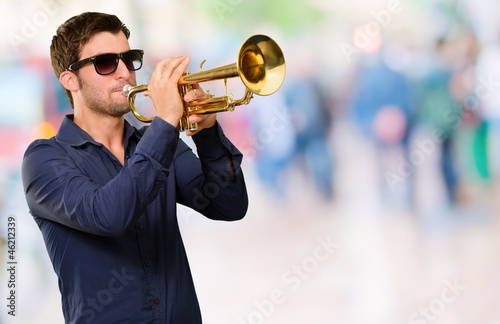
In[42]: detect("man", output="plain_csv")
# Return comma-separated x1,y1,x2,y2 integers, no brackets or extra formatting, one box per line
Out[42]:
21,12,248,323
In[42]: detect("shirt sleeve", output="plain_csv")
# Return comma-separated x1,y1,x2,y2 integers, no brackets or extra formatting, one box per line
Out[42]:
22,117,179,237
173,121,248,221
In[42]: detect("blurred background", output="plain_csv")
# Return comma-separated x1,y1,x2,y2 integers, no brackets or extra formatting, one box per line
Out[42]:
1,0,500,323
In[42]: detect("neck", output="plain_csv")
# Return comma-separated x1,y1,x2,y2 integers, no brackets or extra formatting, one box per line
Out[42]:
73,108,126,165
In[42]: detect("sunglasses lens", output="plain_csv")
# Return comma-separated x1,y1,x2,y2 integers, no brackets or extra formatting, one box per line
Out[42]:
123,50,143,71
94,54,118,75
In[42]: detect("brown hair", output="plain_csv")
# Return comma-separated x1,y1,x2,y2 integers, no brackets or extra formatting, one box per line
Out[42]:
50,12,130,108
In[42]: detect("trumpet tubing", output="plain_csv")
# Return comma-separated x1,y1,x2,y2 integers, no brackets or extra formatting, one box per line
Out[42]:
123,34,286,132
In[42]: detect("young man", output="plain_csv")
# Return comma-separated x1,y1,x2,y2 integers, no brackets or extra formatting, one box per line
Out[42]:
21,12,248,323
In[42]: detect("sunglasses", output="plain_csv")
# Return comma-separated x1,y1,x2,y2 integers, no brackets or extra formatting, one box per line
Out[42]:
68,49,144,75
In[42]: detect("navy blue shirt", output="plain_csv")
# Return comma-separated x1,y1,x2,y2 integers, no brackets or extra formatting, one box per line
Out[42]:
21,115,248,323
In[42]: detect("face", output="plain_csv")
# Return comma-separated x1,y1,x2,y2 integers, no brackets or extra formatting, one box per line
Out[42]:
73,31,137,117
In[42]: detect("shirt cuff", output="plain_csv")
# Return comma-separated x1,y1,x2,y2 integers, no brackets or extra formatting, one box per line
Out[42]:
135,117,179,167
192,121,236,159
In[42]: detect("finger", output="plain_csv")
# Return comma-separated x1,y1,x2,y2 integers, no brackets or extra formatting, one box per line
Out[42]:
186,129,198,136
191,83,203,90
168,56,190,82
185,114,217,136
184,85,205,102
188,115,202,124
188,114,216,127
151,56,188,84
184,88,198,102
161,56,188,82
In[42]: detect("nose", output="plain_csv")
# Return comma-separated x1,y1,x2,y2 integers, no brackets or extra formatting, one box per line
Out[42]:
114,58,131,80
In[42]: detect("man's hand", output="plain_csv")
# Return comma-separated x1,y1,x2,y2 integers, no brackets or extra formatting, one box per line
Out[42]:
183,84,217,136
145,56,216,133
146,55,191,128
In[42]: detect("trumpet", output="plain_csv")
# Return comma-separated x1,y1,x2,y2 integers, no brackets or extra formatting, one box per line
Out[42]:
122,34,286,132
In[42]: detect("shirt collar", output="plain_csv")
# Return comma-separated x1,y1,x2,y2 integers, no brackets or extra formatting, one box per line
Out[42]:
55,114,142,147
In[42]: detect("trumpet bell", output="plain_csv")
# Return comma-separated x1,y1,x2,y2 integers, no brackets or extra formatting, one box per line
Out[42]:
238,34,286,96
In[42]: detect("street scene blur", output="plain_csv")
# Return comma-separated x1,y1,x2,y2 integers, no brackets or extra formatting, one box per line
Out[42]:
1,0,500,323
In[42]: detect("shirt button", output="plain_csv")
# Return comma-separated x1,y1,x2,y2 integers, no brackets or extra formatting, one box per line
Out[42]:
153,298,159,304
208,139,215,145
137,223,144,230
145,260,151,266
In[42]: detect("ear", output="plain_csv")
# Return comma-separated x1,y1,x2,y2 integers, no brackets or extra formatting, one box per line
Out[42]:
59,70,79,92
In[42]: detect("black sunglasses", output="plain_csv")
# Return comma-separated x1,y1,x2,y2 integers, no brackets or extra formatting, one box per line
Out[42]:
68,49,144,75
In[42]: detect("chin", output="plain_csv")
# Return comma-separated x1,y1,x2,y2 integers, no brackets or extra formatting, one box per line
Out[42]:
108,102,131,117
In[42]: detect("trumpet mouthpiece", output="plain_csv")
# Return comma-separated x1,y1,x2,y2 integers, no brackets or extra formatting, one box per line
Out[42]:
122,84,134,96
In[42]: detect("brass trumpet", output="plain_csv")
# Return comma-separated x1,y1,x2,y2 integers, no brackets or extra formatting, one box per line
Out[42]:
122,34,286,131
